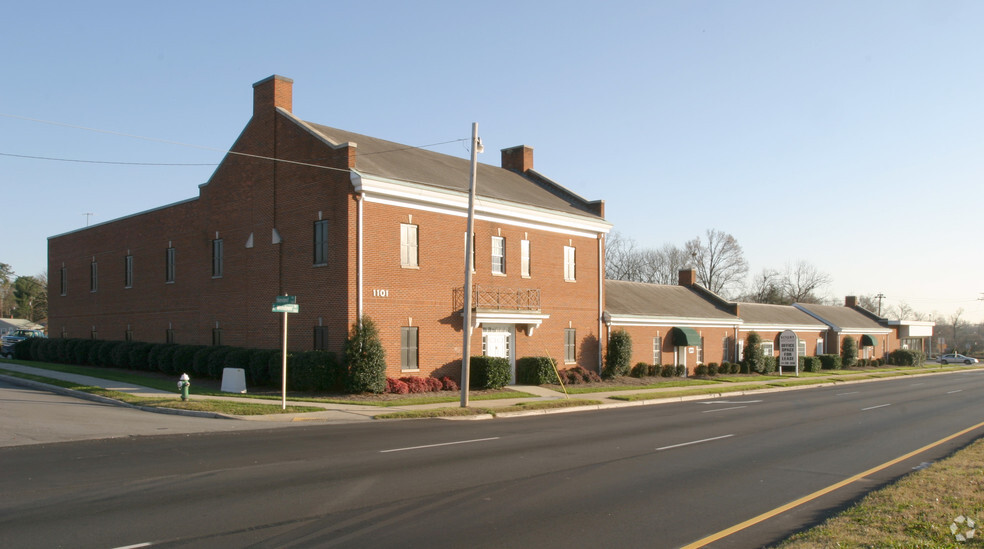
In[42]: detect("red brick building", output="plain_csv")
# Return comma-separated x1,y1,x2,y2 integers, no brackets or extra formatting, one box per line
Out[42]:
48,75,611,382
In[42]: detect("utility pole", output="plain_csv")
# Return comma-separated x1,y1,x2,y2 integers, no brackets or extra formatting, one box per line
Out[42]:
461,122,482,408
83,213,94,227
874,293,886,316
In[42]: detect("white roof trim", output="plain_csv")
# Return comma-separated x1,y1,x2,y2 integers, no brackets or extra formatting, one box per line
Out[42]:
604,313,741,328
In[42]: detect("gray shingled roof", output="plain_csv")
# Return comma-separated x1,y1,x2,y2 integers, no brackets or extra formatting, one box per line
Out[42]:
605,280,737,320
304,122,604,219
738,303,828,327
795,303,888,331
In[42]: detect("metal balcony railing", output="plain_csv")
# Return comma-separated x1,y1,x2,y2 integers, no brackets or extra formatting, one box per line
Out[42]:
453,285,541,312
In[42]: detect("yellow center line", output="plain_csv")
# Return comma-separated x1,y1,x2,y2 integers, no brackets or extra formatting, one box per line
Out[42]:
681,419,984,549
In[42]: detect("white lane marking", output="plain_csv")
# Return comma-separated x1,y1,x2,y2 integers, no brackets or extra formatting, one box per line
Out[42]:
698,400,762,405
947,390,963,394
703,406,747,413
113,544,153,549
657,434,734,451
380,437,500,453
862,404,891,411
837,391,860,396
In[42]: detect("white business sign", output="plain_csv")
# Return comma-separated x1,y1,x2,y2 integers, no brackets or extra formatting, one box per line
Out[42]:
779,330,799,375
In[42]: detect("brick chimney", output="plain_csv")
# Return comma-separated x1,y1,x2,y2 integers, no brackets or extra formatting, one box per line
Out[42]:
252,75,293,117
679,269,697,287
501,145,533,173
845,296,858,307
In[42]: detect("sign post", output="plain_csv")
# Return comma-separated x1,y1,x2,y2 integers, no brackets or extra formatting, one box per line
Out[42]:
272,295,299,409
779,330,799,376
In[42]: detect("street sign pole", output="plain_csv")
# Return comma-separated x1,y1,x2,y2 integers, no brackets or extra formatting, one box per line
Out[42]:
281,308,288,410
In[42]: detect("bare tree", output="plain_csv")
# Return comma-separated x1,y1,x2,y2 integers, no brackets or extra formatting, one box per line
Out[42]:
685,229,749,297
637,244,689,285
781,261,831,304
743,268,786,304
605,231,643,282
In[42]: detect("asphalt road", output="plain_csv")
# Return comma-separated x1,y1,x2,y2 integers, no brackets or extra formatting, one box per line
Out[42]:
2,371,983,548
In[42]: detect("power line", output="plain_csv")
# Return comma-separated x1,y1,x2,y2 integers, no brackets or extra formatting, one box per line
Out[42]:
0,151,216,166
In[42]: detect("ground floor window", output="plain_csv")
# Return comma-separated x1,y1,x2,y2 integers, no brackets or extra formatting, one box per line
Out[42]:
314,326,329,351
564,329,576,363
653,336,662,365
401,327,418,370
761,342,774,357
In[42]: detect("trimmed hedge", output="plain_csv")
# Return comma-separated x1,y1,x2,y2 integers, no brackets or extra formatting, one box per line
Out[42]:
469,356,511,390
602,329,632,379
888,349,925,366
818,354,842,370
630,362,649,378
517,356,558,385
800,356,823,372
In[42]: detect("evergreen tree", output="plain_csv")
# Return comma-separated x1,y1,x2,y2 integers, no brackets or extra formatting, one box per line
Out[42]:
841,335,858,368
344,316,386,393
602,329,632,379
743,331,764,373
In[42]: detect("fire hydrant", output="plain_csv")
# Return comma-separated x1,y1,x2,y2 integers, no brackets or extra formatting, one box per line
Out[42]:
178,373,191,401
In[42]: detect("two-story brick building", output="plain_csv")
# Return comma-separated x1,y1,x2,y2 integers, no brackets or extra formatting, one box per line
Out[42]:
48,75,612,382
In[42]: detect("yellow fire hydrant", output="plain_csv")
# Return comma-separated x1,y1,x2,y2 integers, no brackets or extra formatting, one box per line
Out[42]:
178,373,191,401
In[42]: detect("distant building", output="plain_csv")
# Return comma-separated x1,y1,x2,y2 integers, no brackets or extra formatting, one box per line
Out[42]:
48,75,611,381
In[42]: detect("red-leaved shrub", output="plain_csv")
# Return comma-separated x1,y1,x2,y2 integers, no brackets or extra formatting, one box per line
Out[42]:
425,377,443,392
386,377,409,394
441,376,459,391
400,376,429,393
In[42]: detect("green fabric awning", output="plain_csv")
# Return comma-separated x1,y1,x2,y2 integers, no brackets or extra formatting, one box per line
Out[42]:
671,326,702,346
860,334,877,347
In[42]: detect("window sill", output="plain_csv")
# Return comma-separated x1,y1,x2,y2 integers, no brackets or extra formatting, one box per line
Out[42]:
401,368,420,373
492,272,507,277
564,279,576,283
401,265,420,270
313,263,327,268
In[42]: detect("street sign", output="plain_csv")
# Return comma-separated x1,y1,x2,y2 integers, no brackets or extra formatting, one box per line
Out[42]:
779,330,799,376
274,295,296,305
272,303,299,314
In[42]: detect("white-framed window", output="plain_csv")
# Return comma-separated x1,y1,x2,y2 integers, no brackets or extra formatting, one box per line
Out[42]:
722,336,731,363
564,328,576,363
491,236,505,274
761,341,774,357
816,339,824,355
653,336,662,365
564,245,576,281
314,220,329,265
212,239,224,278
798,340,807,357
401,224,419,268
737,339,745,361
124,255,133,288
401,327,419,370
697,336,705,364
520,239,531,277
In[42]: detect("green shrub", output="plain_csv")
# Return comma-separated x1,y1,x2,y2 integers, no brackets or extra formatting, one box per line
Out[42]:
516,356,558,385
800,356,823,372
841,336,858,368
13,338,34,360
344,316,386,394
675,365,686,377
35,338,55,363
206,346,235,378
630,362,649,378
818,354,842,370
73,339,96,365
647,364,661,376
154,344,179,374
887,349,924,366
289,350,342,391
742,332,764,374
602,329,632,379
695,364,708,377
470,356,512,389
170,345,201,376
660,364,675,377
248,349,277,386
762,355,777,374
707,363,718,376
54,338,72,363
98,341,122,367
128,343,153,370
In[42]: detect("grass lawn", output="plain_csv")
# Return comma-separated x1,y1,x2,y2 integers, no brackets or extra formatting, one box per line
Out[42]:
375,398,604,419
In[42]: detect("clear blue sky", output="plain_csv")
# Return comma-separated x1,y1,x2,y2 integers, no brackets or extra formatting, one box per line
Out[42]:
3,1,982,323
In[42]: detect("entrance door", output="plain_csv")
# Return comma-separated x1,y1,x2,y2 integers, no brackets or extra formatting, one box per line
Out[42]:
675,346,689,377
483,325,515,383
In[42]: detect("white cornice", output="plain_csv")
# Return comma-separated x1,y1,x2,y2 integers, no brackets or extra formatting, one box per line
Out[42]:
604,313,741,328
739,323,828,332
352,172,612,238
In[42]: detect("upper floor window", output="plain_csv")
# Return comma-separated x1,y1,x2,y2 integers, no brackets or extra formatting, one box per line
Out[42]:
564,246,576,281
165,247,176,283
212,239,224,278
401,224,419,268
314,220,329,265
124,255,133,288
59,266,67,296
520,239,531,277
491,236,505,274
90,261,98,292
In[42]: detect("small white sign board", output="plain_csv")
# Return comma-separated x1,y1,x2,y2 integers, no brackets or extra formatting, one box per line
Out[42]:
221,367,247,393
779,330,799,376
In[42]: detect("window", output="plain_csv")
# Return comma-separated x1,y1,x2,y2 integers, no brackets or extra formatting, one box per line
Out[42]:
212,328,223,346
314,220,329,265
125,329,133,343
722,336,731,363
90,328,98,340
761,341,774,357
491,236,505,274
816,339,824,355
124,255,133,288
166,329,175,344
653,336,662,365
564,328,576,363
564,246,576,281
165,247,176,283
401,224,419,268
90,261,98,292
521,239,531,277
314,326,329,351
697,336,705,364
212,239,224,278
401,327,418,370
59,267,67,296
798,340,807,357
737,340,745,361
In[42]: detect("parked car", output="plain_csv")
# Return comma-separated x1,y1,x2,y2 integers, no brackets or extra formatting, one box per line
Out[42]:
0,329,46,358
938,353,979,365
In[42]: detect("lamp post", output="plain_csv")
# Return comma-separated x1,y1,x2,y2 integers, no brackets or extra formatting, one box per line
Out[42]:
461,122,482,407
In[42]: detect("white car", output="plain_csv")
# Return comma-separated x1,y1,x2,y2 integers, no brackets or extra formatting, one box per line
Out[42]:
938,353,979,365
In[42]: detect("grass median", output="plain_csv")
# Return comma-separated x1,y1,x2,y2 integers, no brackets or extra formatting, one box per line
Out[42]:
375,398,604,419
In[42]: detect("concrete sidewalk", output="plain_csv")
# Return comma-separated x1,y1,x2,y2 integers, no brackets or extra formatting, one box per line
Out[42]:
0,361,973,423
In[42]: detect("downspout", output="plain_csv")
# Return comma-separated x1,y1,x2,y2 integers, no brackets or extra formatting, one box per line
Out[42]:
356,193,364,324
